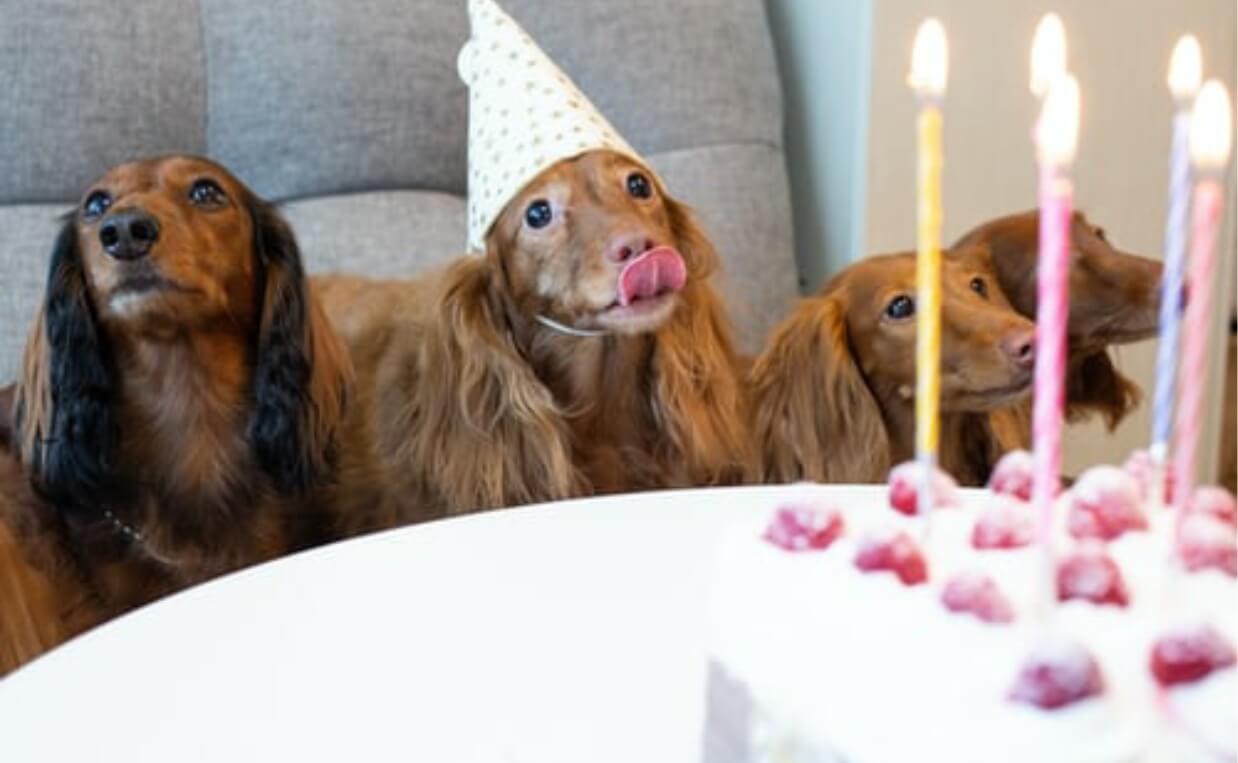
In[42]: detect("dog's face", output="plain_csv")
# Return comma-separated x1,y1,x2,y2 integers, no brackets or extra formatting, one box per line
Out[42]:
74,156,258,335
17,155,352,508
487,150,690,335
954,210,1162,351
831,249,1036,411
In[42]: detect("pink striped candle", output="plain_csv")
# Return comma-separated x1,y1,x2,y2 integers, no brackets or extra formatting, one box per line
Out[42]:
1031,70,1080,617
1174,80,1234,530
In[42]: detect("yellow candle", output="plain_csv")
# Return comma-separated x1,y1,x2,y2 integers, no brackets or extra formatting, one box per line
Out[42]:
915,104,943,461
908,18,948,516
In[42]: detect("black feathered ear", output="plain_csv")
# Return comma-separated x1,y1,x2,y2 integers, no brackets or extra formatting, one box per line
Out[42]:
17,219,120,515
245,198,350,494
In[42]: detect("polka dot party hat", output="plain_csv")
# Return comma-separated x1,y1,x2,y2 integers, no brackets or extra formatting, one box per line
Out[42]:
458,0,648,253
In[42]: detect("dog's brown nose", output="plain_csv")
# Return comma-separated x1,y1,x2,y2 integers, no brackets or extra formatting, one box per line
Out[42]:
1002,330,1036,369
605,233,654,264
100,210,159,261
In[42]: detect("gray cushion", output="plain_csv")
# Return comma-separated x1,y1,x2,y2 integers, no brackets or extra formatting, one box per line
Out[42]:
201,0,470,202
285,190,468,278
0,205,65,382
0,0,206,204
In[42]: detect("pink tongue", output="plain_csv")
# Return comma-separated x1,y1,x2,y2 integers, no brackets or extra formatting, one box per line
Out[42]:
617,246,687,307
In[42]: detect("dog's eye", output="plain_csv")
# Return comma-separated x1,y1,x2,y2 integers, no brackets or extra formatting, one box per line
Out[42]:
188,178,227,207
83,191,112,220
524,199,553,229
969,277,988,298
885,295,915,320
1094,227,1107,242
626,172,652,199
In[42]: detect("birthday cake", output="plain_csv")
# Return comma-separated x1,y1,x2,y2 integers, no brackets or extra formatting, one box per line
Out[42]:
702,455,1237,763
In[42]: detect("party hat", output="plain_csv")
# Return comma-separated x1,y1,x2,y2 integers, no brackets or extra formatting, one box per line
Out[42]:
458,0,648,252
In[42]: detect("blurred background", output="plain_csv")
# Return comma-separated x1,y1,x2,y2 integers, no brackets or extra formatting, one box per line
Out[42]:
767,0,1237,480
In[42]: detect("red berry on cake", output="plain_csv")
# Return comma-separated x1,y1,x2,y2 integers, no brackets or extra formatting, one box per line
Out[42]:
1067,466,1147,541
941,572,1014,623
987,449,1043,502
763,505,845,552
887,461,960,516
972,495,1034,550
1178,513,1238,577
1123,448,1176,505
1188,486,1237,527
1057,549,1130,606
1150,623,1237,687
1009,639,1105,710
854,530,928,585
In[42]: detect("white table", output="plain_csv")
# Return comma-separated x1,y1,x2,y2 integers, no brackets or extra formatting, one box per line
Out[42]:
0,484,875,762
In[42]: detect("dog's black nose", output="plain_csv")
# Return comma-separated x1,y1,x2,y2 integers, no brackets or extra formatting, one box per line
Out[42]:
99,210,159,260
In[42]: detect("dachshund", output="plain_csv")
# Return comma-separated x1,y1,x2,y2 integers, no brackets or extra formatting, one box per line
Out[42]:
754,209,1164,486
316,149,751,529
953,209,1162,431
752,246,1035,486
0,155,351,674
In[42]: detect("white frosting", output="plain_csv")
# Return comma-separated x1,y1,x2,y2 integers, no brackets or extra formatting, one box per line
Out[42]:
704,483,1237,763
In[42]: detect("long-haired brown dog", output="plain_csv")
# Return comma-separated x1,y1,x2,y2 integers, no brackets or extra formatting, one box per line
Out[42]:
0,156,351,674
754,209,1162,486
753,246,1035,485
317,149,750,528
954,209,1162,429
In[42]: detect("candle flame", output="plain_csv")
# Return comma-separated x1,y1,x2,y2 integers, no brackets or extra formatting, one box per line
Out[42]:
1030,13,1067,98
908,18,948,97
1168,35,1203,101
1190,79,1234,170
1037,74,1080,166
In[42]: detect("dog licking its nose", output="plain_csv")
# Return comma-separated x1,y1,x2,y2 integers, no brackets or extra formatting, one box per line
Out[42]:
617,246,687,307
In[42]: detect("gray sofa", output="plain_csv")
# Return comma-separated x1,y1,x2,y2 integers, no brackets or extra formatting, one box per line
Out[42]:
0,0,799,381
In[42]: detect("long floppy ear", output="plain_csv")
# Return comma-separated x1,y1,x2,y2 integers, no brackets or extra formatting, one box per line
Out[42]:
245,198,352,494
1064,350,1141,430
16,220,120,514
651,199,755,485
404,257,584,511
750,295,889,483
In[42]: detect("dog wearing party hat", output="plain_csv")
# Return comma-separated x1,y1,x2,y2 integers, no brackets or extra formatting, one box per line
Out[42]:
316,0,751,529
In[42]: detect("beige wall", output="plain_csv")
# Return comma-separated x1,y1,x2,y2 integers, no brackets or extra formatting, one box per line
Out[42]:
862,0,1237,477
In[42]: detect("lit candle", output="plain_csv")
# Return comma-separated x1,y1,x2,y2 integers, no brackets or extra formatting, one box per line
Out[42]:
908,18,948,523
1150,35,1203,508
1030,13,1079,616
1174,80,1233,525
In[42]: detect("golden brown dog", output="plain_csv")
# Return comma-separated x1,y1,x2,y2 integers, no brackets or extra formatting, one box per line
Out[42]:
954,209,1162,429
0,156,351,674
754,209,1163,487
317,150,751,528
752,247,1035,485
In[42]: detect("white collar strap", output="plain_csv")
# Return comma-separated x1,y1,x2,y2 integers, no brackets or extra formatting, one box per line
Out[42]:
534,313,608,338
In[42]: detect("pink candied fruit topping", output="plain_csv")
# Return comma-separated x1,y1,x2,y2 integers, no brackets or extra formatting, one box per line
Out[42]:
854,530,928,585
887,461,960,516
1009,639,1104,710
1123,448,1177,505
1150,624,1237,687
1178,513,1237,577
763,505,845,552
1057,549,1129,607
972,495,1034,550
941,572,1014,623
1067,465,1147,541
1188,487,1237,526
987,449,1046,502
